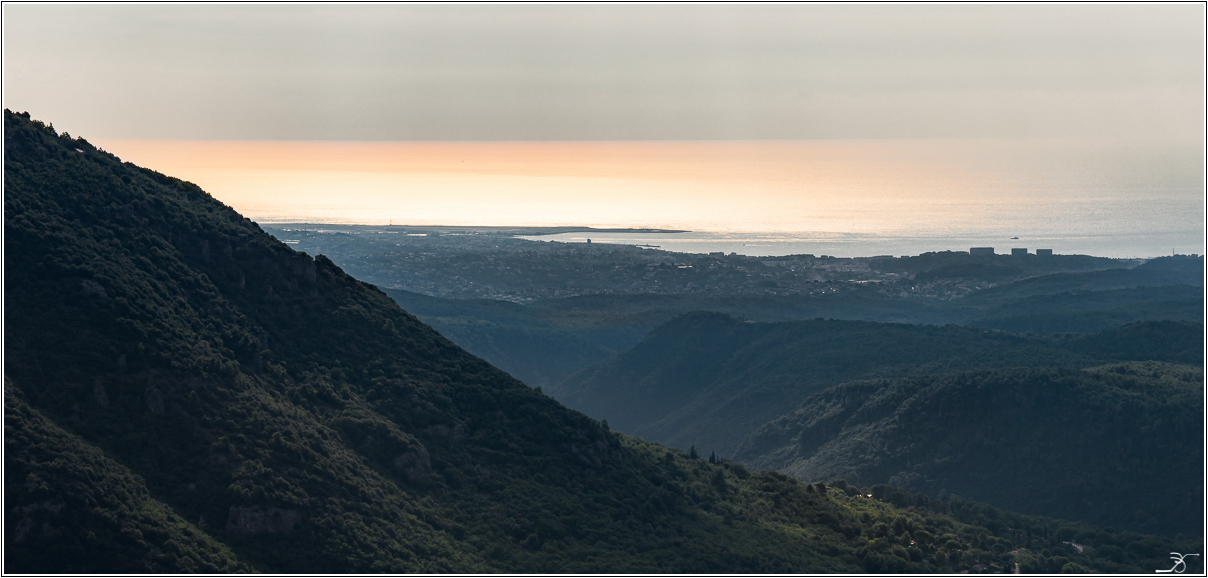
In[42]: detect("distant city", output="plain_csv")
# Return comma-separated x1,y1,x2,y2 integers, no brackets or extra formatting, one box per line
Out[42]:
265,224,1161,303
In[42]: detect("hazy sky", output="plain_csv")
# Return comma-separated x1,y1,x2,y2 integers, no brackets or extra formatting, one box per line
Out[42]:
4,4,1204,142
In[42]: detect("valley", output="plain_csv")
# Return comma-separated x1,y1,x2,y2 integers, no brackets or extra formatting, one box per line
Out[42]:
263,207,1205,542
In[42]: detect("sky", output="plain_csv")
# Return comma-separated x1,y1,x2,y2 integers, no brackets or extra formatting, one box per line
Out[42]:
3,4,1204,142
2,4,1203,256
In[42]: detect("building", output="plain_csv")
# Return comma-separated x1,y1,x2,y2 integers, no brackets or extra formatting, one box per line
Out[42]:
1036,249,1053,257
1011,248,1027,256
970,247,995,255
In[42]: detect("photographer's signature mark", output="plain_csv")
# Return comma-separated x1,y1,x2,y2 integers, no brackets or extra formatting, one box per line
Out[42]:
1156,552,1199,573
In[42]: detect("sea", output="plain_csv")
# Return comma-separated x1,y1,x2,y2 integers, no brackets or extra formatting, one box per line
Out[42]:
94,138,1204,259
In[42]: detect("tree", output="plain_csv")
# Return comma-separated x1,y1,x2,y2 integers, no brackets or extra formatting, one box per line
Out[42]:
711,469,728,494
688,445,699,460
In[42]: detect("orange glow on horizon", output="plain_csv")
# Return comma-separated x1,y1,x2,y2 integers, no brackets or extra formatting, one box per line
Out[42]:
90,138,1193,235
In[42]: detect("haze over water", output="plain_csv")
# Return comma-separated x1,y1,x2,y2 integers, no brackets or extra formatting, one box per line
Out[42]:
97,138,1203,259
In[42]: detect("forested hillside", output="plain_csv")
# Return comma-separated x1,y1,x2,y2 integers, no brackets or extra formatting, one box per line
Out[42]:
5,110,1200,573
553,312,1202,457
734,363,1204,537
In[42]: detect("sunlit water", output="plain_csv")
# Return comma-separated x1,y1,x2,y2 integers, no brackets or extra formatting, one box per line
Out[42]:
95,139,1204,258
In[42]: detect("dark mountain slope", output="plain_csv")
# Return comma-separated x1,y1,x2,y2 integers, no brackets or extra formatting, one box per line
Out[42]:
0,111,970,573
5,380,250,573
5,110,490,572
553,312,1197,457
9,109,811,572
734,363,1204,536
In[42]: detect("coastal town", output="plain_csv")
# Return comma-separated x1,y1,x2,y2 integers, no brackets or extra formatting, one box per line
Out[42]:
267,225,1139,303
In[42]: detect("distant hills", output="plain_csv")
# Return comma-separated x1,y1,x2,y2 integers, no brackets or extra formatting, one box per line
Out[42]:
552,314,1202,454
383,278,1202,393
372,239,1202,539
397,251,1201,539
274,216,1201,395
959,258,1203,302
967,285,1202,334
734,362,1204,537
552,312,1202,535
367,245,1201,389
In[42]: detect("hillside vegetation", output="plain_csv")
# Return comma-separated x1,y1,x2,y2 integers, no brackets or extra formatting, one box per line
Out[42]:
5,379,250,573
734,363,1204,537
554,312,1201,457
